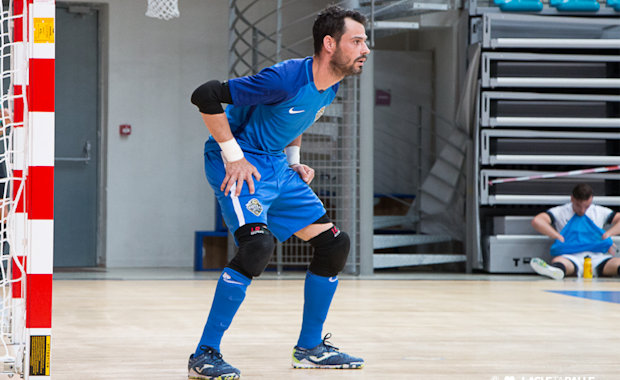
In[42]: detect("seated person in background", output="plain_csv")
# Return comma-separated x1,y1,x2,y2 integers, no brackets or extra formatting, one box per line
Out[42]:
530,183,620,280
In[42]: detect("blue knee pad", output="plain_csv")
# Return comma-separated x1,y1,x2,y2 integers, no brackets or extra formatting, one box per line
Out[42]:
228,223,275,279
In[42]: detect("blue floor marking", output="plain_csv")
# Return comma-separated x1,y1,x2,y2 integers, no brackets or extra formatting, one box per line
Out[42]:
547,290,620,304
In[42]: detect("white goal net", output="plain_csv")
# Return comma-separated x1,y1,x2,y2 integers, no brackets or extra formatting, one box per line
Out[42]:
145,0,180,20
0,0,30,377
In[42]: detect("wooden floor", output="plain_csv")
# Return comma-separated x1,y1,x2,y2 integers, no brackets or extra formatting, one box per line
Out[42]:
21,276,620,379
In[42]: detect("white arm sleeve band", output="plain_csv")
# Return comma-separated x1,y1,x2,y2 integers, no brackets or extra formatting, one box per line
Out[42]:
219,138,244,162
284,145,300,166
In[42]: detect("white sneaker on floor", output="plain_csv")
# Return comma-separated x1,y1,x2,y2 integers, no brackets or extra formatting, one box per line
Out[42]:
530,257,564,280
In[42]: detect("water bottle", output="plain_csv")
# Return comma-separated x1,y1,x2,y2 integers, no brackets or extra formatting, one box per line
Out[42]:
583,256,593,279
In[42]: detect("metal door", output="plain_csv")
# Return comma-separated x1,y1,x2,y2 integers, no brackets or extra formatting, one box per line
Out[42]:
54,4,100,267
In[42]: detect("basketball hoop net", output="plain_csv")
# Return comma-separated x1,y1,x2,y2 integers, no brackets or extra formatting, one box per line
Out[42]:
145,0,180,20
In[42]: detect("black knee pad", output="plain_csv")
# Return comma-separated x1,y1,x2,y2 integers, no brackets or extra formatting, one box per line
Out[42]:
228,223,275,279
308,226,350,277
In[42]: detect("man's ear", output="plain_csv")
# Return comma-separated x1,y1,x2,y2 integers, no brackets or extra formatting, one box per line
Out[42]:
323,35,336,54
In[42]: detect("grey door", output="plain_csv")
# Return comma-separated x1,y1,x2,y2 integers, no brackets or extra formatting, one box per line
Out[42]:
54,4,100,267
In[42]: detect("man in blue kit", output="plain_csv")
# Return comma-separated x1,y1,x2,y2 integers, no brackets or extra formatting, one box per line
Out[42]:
188,5,370,380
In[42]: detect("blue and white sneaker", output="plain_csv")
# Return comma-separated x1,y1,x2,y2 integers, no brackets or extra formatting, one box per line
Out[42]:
188,345,240,380
292,334,364,369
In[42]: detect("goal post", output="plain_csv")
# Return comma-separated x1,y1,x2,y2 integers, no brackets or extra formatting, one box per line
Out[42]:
1,0,55,378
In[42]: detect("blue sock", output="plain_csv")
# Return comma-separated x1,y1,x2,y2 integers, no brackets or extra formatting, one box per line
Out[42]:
195,268,251,355
296,271,338,349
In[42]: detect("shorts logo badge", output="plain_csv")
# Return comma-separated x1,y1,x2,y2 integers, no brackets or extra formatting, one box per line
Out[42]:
314,106,326,122
245,198,263,216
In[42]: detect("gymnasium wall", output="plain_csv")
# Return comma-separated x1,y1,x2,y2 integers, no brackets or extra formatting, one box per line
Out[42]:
373,50,433,196
372,15,463,197
62,0,229,267
56,0,463,267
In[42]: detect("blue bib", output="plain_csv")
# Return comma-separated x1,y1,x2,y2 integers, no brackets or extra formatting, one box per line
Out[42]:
550,214,613,256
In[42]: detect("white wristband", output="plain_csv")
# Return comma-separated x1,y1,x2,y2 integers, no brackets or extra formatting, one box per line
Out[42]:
219,138,244,162
285,145,300,166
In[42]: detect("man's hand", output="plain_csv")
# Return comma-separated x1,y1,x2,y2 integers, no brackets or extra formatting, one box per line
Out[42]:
1,109,11,137
556,235,565,243
602,231,616,254
1,109,10,124
221,158,261,197
291,164,315,184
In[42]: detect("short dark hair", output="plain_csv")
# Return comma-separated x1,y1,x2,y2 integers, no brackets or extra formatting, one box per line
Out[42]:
313,5,366,56
572,183,593,201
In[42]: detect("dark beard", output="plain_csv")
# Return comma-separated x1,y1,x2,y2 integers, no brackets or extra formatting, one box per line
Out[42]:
330,51,364,77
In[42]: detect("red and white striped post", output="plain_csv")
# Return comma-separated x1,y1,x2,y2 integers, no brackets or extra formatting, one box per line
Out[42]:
11,1,29,376
12,0,55,378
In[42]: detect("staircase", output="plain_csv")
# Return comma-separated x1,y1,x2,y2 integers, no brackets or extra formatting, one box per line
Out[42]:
372,123,468,269
362,0,467,270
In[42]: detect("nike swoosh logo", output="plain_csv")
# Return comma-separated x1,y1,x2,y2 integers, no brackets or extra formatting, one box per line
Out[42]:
223,278,245,285
328,277,338,283
289,107,305,114
309,352,339,362
222,273,245,285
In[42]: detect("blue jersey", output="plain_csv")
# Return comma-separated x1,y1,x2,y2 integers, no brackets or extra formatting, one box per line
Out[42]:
204,56,339,155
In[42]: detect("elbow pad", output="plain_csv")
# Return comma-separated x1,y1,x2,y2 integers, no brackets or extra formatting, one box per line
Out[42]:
191,80,233,114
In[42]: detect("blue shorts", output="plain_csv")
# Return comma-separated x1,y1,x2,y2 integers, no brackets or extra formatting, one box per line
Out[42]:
204,150,327,242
